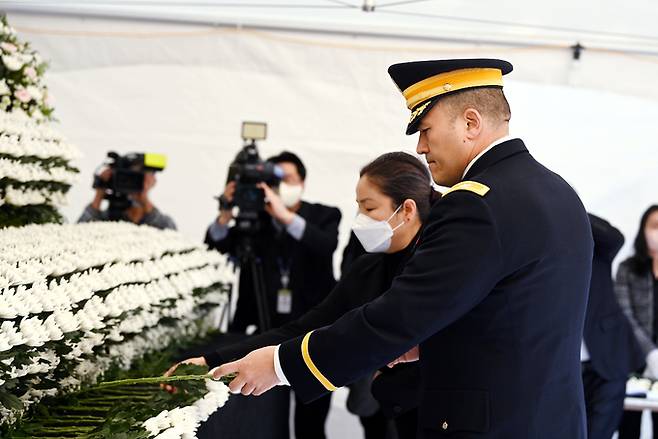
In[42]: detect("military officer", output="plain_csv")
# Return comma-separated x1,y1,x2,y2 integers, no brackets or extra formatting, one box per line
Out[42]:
213,59,594,439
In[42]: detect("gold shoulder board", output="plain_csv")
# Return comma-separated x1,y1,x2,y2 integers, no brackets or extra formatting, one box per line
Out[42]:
443,180,490,197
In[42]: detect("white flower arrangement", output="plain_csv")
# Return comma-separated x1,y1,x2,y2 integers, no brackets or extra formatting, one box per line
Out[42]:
143,378,230,439
0,111,80,161
0,222,235,436
0,15,80,224
0,185,67,207
0,158,77,185
0,16,54,119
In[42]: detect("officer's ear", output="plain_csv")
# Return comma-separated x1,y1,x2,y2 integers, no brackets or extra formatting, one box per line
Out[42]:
401,199,418,222
463,107,483,139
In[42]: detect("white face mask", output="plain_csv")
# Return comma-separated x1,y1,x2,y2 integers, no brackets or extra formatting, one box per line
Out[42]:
352,205,405,253
279,182,304,208
647,229,658,253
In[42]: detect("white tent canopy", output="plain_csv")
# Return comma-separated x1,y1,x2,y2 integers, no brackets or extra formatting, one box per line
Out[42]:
5,0,658,99
2,2,658,271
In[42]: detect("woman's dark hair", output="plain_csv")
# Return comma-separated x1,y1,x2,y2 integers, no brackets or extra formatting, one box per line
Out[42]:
629,204,658,275
360,152,438,222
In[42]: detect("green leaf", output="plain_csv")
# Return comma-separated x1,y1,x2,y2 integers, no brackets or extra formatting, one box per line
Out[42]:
0,391,24,411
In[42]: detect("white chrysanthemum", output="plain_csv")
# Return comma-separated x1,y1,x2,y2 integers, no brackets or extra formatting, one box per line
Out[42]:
167,406,198,433
42,316,64,341
0,42,17,53
25,85,42,101
2,54,23,71
1,321,25,347
143,409,172,436
19,316,48,347
51,309,80,333
0,334,12,352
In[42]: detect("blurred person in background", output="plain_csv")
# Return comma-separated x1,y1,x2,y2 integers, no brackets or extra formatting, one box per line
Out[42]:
582,214,643,439
204,150,341,439
616,205,658,438
78,153,176,230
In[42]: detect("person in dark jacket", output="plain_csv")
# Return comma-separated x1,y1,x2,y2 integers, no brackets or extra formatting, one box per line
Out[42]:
616,205,658,438
169,151,438,439
203,151,340,439
213,59,594,439
581,214,644,439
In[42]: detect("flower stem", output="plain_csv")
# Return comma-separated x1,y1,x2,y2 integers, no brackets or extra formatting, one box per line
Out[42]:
93,372,235,389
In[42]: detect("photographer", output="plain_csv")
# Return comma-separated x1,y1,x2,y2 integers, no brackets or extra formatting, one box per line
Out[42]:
78,153,176,230
204,151,340,439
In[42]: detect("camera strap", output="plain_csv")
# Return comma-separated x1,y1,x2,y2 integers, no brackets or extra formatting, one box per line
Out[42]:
276,256,292,315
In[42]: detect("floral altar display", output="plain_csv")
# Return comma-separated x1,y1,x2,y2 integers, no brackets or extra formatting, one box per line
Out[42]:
0,15,235,438
0,14,78,227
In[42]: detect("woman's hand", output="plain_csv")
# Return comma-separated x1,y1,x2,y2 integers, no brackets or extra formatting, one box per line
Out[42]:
162,356,208,393
387,346,419,368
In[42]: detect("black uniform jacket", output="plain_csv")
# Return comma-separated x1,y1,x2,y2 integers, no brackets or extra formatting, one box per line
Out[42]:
585,214,644,379
373,214,646,421
204,239,416,366
278,139,594,439
205,201,340,330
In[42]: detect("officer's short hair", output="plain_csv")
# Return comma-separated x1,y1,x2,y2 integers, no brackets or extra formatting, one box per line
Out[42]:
442,87,511,124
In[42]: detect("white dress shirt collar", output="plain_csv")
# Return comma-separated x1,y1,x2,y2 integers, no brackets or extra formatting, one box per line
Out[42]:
462,135,515,179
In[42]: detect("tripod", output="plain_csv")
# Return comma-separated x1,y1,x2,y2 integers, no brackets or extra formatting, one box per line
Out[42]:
236,234,272,333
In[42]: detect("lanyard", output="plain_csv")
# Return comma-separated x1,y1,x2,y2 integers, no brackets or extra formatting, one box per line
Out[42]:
277,257,291,289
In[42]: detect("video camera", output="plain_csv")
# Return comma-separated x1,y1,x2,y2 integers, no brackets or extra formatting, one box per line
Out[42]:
224,122,282,234
93,151,167,220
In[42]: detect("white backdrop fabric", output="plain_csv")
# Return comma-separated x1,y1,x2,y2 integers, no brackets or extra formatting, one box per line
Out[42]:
7,12,658,273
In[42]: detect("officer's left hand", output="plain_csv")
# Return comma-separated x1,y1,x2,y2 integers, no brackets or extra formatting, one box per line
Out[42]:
211,346,281,396
258,183,294,225
387,345,419,368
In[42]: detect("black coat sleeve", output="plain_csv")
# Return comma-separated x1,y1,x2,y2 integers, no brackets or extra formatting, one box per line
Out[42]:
204,255,377,367
278,191,503,402
299,206,341,256
340,232,366,278
204,224,236,255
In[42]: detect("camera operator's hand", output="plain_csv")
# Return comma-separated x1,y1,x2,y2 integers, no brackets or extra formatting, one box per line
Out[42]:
259,182,295,225
91,168,112,210
217,181,237,226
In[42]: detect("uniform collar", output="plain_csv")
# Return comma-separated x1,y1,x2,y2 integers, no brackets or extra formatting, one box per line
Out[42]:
462,135,514,179
463,138,528,181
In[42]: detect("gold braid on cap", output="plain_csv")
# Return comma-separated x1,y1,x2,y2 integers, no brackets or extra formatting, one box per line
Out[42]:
403,68,504,110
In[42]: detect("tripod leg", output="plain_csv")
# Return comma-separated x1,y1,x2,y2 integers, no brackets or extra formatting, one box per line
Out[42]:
250,257,272,332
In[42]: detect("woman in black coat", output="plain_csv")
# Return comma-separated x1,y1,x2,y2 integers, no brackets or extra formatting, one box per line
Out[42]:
168,151,439,438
